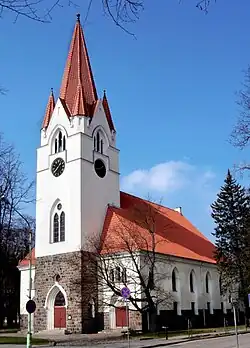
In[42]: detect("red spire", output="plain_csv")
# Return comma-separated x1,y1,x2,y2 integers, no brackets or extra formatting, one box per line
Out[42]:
42,88,55,129
102,90,115,131
59,14,98,116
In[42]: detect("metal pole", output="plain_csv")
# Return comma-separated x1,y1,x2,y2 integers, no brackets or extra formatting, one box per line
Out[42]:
125,299,130,348
233,303,239,348
26,227,32,348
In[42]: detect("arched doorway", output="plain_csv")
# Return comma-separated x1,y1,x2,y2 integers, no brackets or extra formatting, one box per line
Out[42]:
45,284,67,330
54,291,66,329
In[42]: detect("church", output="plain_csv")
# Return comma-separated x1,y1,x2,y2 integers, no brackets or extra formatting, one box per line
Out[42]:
18,15,234,334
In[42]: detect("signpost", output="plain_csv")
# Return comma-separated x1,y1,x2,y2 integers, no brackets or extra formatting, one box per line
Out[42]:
26,300,36,314
121,287,130,348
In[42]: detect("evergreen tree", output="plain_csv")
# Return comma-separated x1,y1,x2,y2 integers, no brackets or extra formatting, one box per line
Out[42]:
211,169,250,319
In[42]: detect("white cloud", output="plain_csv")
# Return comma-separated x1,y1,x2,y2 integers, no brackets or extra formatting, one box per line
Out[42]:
121,160,215,194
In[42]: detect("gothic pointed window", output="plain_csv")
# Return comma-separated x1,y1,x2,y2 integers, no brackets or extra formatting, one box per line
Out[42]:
60,212,65,242
53,130,66,154
100,139,103,154
51,202,65,243
205,272,210,294
96,132,100,152
190,271,195,293
53,213,59,243
172,268,177,292
63,136,66,151
58,131,62,152
55,139,58,153
94,136,96,150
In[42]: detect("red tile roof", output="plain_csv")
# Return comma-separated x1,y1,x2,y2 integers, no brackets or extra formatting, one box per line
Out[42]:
42,15,115,131
42,89,55,129
19,192,215,266
18,248,35,267
59,14,98,117
100,192,216,264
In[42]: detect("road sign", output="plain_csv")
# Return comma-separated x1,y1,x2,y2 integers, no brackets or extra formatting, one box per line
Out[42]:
121,287,130,299
26,300,36,314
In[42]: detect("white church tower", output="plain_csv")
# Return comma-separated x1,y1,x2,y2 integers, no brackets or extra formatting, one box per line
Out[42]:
34,14,120,333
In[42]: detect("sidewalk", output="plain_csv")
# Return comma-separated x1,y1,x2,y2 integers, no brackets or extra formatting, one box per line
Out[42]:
1,328,249,347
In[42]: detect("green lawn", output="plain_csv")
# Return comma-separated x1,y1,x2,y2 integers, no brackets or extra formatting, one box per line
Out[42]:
0,336,50,345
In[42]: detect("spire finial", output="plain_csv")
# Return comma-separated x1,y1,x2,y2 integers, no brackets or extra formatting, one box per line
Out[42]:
103,89,106,96
76,13,80,22
50,87,54,95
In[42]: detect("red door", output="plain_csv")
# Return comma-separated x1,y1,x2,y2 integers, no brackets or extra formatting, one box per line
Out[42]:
115,306,128,327
54,307,66,328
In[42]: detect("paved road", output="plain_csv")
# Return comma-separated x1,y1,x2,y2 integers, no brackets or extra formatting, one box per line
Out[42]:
2,333,250,348
168,333,250,348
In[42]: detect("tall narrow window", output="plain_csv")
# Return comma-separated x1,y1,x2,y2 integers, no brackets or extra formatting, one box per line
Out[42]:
172,269,177,292
60,212,65,242
100,139,103,154
58,131,62,152
53,213,59,243
96,132,100,152
205,273,210,293
122,268,127,283
63,136,66,151
52,202,65,243
115,267,121,282
55,139,58,153
94,136,96,150
190,271,194,293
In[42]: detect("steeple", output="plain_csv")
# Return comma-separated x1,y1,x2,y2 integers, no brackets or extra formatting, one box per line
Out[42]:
42,88,55,129
102,90,115,131
59,13,98,116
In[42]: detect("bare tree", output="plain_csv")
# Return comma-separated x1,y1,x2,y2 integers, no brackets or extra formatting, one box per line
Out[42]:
231,65,250,172
0,0,216,25
78,197,173,333
0,132,35,328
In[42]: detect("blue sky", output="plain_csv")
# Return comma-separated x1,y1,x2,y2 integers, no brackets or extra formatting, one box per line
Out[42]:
1,0,250,240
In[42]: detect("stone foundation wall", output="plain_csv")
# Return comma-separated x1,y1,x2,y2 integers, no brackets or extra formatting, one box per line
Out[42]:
103,312,110,330
130,310,142,330
20,314,28,332
34,252,79,333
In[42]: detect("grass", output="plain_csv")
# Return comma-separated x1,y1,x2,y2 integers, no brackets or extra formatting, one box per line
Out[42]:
0,336,50,345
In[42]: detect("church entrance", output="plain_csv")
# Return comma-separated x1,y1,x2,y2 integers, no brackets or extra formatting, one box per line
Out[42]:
54,291,66,329
115,306,128,327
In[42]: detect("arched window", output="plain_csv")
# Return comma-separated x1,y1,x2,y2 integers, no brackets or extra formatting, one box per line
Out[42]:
53,130,66,154
55,138,58,153
115,267,121,282
94,130,106,153
190,271,194,293
53,213,59,243
60,212,65,242
52,202,66,243
96,132,100,152
63,136,66,151
205,272,210,293
100,139,103,154
172,269,177,292
122,268,127,284
58,131,62,152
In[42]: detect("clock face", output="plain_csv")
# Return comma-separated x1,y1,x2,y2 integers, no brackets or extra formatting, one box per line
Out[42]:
51,157,65,177
94,159,106,178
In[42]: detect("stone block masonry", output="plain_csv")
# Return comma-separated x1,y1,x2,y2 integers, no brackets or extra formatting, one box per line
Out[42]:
34,251,98,333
